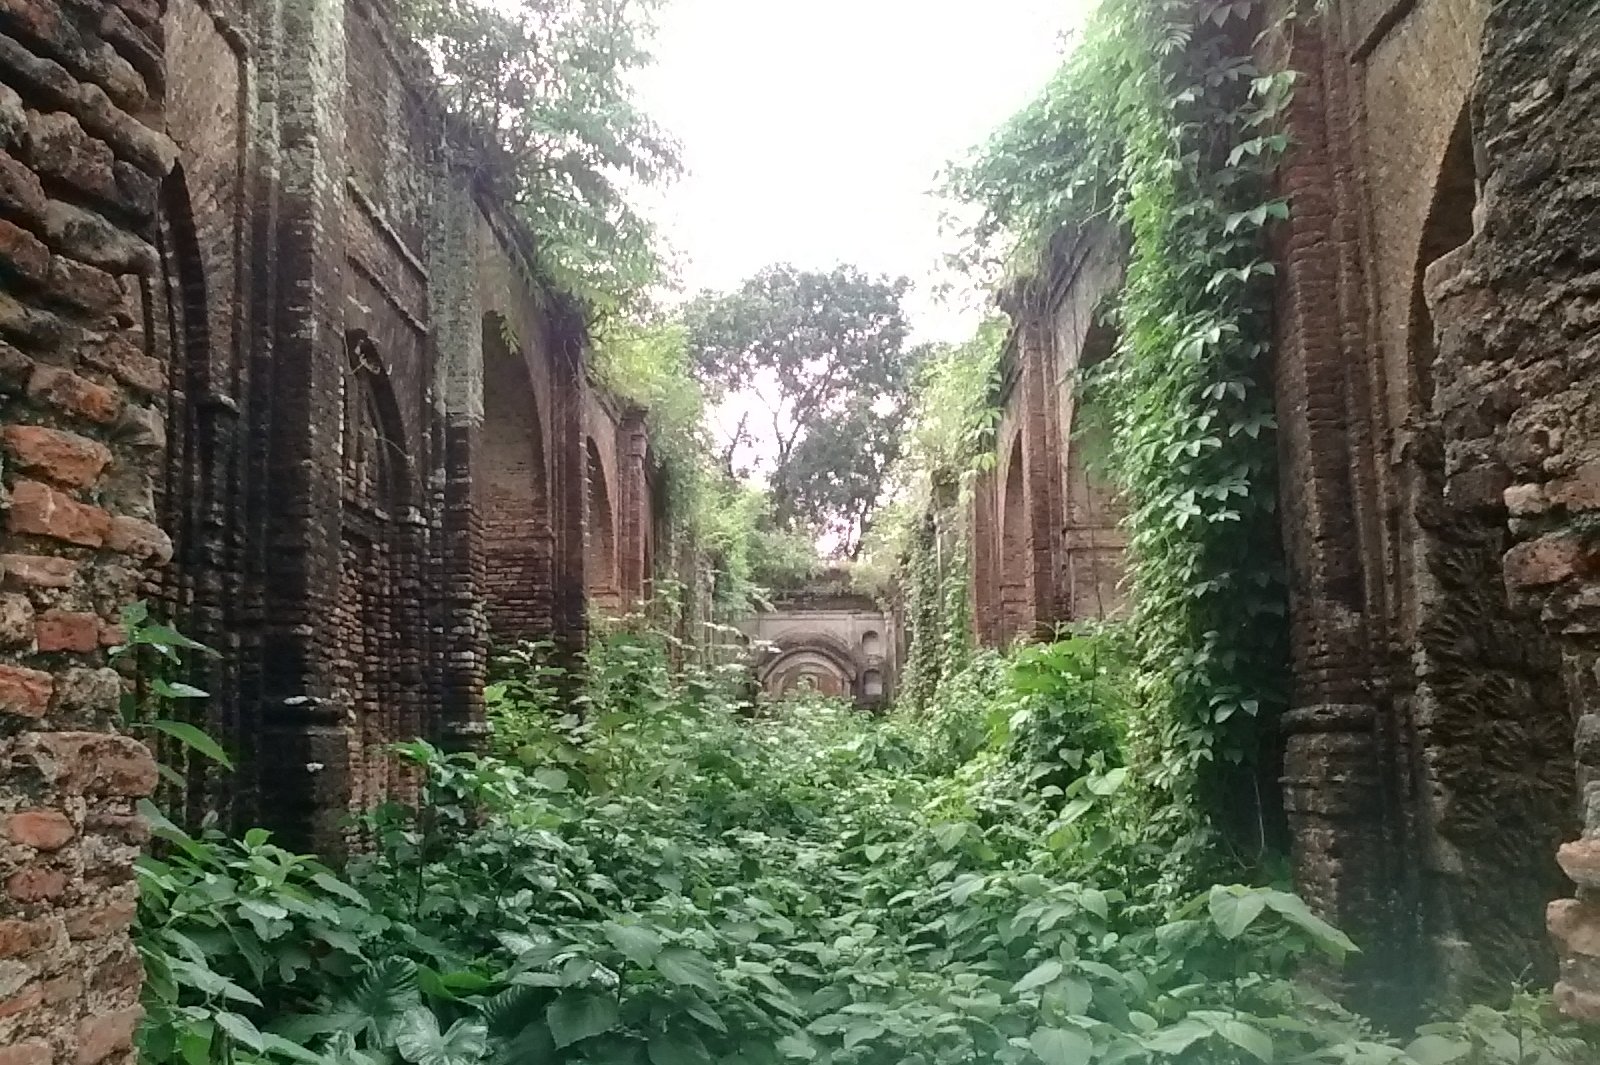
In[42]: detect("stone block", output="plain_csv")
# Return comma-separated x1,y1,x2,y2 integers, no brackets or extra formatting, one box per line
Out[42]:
4,808,74,850
2,423,111,486
6,478,111,546
26,365,120,423
0,662,50,717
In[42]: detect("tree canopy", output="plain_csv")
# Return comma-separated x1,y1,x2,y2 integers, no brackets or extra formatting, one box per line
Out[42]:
685,264,917,558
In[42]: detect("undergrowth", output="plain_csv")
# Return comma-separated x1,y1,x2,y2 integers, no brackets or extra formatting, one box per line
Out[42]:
135,625,1594,1065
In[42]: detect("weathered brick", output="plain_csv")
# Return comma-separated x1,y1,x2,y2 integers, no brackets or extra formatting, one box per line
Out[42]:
6,478,111,546
2,423,111,486
6,865,68,902
0,917,56,958
0,147,46,226
5,808,74,850
27,364,121,423
1503,534,1593,591
0,214,49,282
76,1005,142,1065
26,109,117,201
0,1038,50,1065
0,662,50,717
43,198,156,275
0,590,31,645
10,731,157,796
47,254,120,313
1,552,77,588
0,981,42,1018
106,514,169,563
51,665,119,714
79,333,159,396
36,609,101,652
64,894,135,939
1559,838,1600,889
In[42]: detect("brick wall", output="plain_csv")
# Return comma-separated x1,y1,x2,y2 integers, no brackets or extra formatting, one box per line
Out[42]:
971,227,1129,647
0,1,175,1062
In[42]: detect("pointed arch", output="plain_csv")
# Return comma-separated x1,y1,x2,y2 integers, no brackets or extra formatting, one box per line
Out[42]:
1062,316,1128,620
479,312,554,641
999,437,1029,644
585,436,619,611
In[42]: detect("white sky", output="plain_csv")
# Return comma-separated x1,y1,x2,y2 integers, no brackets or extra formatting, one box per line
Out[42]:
634,0,1083,344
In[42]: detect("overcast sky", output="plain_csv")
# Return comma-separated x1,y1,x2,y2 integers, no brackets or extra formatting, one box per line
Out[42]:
633,0,1082,344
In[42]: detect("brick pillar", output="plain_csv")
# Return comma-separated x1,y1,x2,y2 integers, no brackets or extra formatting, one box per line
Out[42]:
0,1,177,1060
1268,12,1415,1016
254,0,352,853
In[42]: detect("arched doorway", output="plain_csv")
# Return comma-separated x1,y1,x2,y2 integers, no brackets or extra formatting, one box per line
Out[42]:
479,314,554,642
585,437,620,612
1063,318,1128,620
999,438,1029,644
339,331,425,815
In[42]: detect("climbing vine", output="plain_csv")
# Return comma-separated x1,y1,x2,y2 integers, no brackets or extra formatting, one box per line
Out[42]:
947,0,1296,855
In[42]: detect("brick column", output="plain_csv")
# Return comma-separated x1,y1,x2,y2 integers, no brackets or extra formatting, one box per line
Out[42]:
0,1,177,1061
253,0,351,853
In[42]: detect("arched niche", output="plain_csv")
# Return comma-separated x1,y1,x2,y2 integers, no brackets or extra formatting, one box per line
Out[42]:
338,331,425,816
1062,316,1128,620
478,312,554,641
150,166,251,828
758,634,860,702
999,437,1029,644
585,436,619,611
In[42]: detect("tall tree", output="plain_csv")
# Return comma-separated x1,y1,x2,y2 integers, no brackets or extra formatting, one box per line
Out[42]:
685,264,916,557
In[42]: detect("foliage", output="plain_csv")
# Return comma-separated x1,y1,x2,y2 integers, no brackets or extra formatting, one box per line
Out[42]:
945,0,1295,854
137,623,1597,1065
396,0,680,312
685,264,919,557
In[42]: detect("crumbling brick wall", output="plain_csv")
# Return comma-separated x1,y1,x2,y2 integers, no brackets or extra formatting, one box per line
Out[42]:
0,0,175,1061
1403,0,1600,1021
1269,0,1593,1020
971,227,1129,646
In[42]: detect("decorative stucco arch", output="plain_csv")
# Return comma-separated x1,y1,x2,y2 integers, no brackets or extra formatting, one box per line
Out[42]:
755,632,861,701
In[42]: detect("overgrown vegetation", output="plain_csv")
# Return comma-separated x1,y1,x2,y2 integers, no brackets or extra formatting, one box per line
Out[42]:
945,0,1294,856
396,0,679,312
135,625,1596,1065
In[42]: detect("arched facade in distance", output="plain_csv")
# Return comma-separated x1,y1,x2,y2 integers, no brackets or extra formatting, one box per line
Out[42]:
742,578,896,709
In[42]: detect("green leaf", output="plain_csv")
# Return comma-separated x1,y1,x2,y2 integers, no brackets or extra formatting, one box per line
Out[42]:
649,1029,711,1065
1030,1026,1092,1065
603,921,663,967
1012,959,1063,995
141,719,233,769
1208,1016,1274,1062
546,990,619,1049
394,1008,489,1065
1403,1034,1471,1064
654,947,720,993
1208,886,1267,939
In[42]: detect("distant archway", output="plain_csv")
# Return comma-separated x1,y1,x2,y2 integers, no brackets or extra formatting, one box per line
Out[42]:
999,437,1029,643
479,313,553,641
758,633,859,702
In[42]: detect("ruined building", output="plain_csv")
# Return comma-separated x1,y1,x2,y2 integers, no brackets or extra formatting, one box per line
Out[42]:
741,569,896,709
974,0,1600,1023
0,1,672,1059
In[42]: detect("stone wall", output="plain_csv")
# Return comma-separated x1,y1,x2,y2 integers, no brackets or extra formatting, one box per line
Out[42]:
0,1,175,1062
971,226,1128,648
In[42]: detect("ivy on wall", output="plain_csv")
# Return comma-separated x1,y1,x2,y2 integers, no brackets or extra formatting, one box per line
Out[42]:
946,0,1297,857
